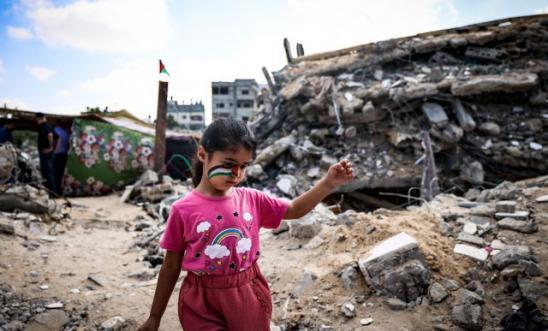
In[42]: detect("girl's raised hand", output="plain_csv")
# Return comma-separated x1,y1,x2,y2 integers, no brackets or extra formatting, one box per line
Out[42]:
324,159,354,189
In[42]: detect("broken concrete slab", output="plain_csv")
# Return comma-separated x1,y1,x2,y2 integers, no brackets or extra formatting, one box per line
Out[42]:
451,72,538,96
289,216,322,239
457,232,485,246
495,201,517,214
254,134,296,167
358,233,430,302
421,102,448,127
453,244,488,261
497,218,538,233
494,210,529,220
451,99,476,131
535,195,548,203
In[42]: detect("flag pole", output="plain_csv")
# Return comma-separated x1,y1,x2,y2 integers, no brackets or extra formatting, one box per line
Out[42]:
154,60,168,173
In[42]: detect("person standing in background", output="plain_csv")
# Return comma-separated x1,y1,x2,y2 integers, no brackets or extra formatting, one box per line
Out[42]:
53,126,70,195
0,123,14,144
36,113,55,194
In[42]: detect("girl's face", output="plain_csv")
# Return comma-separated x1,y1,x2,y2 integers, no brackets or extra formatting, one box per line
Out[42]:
198,145,253,191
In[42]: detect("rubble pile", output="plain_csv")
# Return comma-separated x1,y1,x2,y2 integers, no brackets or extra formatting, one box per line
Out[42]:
249,15,548,199
266,176,547,330
120,169,191,221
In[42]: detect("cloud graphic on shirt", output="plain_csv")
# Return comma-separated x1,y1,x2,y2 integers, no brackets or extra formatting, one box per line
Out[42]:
204,244,230,259
243,212,253,222
197,221,211,233
236,238,252,254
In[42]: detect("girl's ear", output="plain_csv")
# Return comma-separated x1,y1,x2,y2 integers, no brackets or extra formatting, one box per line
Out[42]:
197,146,207,163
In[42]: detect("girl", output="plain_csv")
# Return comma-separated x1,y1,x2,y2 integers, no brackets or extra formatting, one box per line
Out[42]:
138,118,354,331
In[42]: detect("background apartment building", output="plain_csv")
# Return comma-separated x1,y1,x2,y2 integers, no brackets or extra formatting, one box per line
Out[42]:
211,79,258,121
167,97,205,131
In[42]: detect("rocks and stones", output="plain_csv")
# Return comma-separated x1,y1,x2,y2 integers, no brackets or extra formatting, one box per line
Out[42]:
490,239,507,250
246,164,264,179
452,99,476,131
450,72,538,96
26,310,69,331
422,102,448,127
496,201,517,213
457,232,485,246
500,298,548,331
384,297,408,311
341,302,356,318
45,302,64,309
289,216,321,239
453,244,488,261
358,233,431,302
517,277,548,301
491,246,533,269
340,265,361,291
460,161,484,185
360,318,374,326
458,288,484,305
518,260,543,277
478,122,501,136
451,304,484,330
535,195,548,203
441,278,460,291
100,316,129,331
276,175,298,197
463,222,477,234
497,218,538,233
254,134,296,167
495,210,529,220
272,220,289,235
306,167,321,179
429,282,449,303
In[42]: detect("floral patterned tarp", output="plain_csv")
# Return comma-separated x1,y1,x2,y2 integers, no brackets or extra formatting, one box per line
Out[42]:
63,118,155,196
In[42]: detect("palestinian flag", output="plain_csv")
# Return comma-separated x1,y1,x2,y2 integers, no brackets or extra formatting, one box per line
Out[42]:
159,60,170,76
208,165,237,179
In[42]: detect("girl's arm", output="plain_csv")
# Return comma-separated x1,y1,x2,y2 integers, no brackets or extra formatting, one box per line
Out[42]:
138,250,185,331
284,160,354,220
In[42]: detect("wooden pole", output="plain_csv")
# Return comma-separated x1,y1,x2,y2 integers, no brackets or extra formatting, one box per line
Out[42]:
262,66,276,92
296,43,305,57
420,131,440,201
154,80,168,173
283,38,293,64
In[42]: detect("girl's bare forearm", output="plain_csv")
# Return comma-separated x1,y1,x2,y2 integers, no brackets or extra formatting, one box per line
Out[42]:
284,178,334,219
148,264,182,319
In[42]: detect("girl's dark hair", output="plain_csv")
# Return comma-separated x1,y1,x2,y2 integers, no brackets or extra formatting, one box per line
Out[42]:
192,118,256,187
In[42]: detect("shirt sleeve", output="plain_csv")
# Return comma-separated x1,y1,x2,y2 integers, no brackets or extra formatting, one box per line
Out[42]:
251,189,290,229
159,205,187,252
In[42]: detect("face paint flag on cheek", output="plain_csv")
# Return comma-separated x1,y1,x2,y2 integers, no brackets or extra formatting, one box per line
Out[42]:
208,165,239,179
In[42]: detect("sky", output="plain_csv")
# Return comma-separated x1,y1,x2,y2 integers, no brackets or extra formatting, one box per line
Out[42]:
1,0,547,124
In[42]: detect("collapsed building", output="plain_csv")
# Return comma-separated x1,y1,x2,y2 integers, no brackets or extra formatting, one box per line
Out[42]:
249,14,548,210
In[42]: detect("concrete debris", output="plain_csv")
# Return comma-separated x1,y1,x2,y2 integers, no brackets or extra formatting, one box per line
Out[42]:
358,233,431,302
453,244,488,261
495,200,517,214
429,282,449,303
497,217,538,233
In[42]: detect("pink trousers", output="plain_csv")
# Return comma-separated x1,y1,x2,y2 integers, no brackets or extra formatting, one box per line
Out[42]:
178,263,272,331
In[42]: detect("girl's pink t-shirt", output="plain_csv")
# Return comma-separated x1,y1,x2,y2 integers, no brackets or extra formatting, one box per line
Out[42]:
159,187,289,275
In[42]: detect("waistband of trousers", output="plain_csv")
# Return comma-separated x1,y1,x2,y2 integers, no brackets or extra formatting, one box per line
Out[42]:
183,263,260,289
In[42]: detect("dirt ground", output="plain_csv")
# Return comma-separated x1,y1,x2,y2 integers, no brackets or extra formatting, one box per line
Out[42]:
1,186,547,330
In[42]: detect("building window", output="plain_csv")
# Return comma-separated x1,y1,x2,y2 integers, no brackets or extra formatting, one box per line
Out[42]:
216,103,225,108
182,115,187,120
237,101,253,108
241,89,249,95
191,115,202,121
212,86,219,95
220,87,229,95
